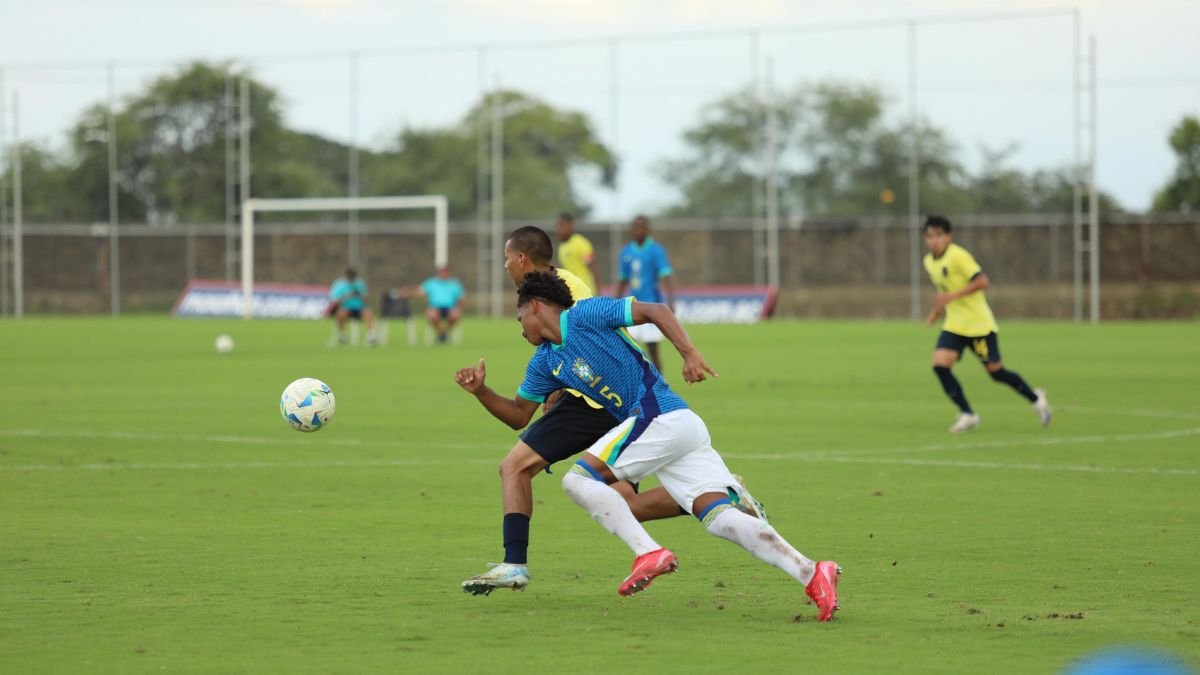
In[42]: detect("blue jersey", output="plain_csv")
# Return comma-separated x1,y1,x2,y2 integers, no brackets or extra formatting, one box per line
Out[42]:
517,297,688,423
330,278,367,311
421,277,465,309
619,238,672,303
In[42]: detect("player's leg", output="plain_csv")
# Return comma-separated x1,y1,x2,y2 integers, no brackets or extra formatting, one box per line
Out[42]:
362,308,377,344
645,342,662,373
335,307,349,344
612,482,688,522
977,334,1051,426
932,332,979,433
654,411,840,620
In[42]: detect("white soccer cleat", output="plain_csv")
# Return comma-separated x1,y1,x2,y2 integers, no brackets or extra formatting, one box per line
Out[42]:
730,474,769,523
1032,389,1052,427
461,563,530,596
948,413,981,434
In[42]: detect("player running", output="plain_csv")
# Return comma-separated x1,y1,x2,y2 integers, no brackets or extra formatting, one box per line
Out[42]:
459,227,748,597
454,272,840,621
614,215,674,373
923,215,1052,433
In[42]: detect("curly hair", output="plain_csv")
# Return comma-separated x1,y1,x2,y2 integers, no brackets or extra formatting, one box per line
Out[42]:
517,271,575,309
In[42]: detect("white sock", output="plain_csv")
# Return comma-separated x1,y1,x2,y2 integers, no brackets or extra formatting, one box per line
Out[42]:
705,507,815,584
562,470,660,556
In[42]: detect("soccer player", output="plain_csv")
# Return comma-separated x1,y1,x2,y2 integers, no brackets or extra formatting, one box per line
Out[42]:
412,266,464,344
454,272,841,621
614,215,674,373
458,227,711,597
923,215,1052,433
555,212,599,294
329,267,377,345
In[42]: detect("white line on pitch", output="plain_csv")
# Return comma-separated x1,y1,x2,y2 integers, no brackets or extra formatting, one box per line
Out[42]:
735,426,1200,459
0,428,498,451
750,454,1198,476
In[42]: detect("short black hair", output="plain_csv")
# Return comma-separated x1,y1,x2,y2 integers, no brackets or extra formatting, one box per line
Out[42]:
924,215,952,233
633,214,649,225
557,212,574,223
345,267,358,278
507,226,554,266
517,271,574,309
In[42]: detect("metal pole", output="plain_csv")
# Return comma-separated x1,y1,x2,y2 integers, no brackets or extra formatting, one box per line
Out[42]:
907,20,921,322
1088,34,1100,325
107,63,120,316
490,77,504,319
1071,9,1083,322
348,51,360,270
608,39,621,285
12,90,22,319
241,202,254,319
750,31,763,287
224,72,235,282
0,66,7,317
475,47,488,315
764,56,780,289
239,76,251,282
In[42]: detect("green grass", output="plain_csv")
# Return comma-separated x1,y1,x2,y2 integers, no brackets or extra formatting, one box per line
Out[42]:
1,317,1198,674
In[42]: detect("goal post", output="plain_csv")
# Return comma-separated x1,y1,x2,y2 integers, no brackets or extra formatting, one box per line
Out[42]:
240,195,449,319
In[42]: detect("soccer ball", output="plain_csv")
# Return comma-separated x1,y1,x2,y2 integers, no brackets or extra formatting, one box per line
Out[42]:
215,334,235,353
280,378,336,432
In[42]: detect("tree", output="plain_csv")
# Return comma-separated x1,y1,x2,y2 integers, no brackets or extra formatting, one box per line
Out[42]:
1153,115,1200,212
365,90,615,220
659,81,1122,218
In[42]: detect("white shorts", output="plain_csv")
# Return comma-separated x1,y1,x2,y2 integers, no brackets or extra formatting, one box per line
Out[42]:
585,409,737,514
626,322,663,344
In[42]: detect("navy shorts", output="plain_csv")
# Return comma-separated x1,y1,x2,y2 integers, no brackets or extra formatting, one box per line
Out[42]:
520,392,619,468
936,330,1002,364
433,307,454,319
343,308,364,320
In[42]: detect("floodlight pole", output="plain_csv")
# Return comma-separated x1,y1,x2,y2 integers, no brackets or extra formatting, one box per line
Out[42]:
490,78,504,319
224,73,235,282
0,66,7,318
608,39,621,285
475,47,488,315
107,62,120,317
1071,9,1083,322
907,20,921,322
749,31,763,288
764,56,780,289
1087,34,1100,325
348,51,361,271
241,202,255,319
12,89,22,319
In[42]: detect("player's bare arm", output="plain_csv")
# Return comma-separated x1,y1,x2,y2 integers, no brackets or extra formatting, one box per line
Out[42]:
631,301,717,383
454,359,539,429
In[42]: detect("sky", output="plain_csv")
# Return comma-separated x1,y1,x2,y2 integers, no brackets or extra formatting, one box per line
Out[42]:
1,0,1197,218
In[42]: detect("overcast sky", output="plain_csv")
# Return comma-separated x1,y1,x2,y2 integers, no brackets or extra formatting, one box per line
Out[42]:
1,0,1197,218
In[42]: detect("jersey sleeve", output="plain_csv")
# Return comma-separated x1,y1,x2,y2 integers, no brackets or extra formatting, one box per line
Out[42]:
330,280,346,301
655,244,673,277
618,247,631,281
516,354,557,403
575,296,635,330
580,237,595,263
953,247,983,279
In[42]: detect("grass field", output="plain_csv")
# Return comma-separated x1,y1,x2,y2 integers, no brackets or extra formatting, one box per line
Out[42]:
2,317,1198,674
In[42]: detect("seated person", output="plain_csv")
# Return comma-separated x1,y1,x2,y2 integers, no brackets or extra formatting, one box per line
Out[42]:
329,267,377,345
408,266,465,344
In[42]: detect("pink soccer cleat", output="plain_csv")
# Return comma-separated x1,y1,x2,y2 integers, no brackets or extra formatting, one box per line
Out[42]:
805,560,842,622
618,548,678,596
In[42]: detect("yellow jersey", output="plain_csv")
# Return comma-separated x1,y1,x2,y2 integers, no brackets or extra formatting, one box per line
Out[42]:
551,267,605,410
557,233,597,294
923,243,998,337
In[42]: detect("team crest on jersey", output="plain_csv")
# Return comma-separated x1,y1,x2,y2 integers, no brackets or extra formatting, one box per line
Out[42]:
942,266,949,276
571,358,594,382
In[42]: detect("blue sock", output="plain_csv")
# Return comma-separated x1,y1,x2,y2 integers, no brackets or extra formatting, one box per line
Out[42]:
990,368,1038,402
502,513,530,565
933,366,973,414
